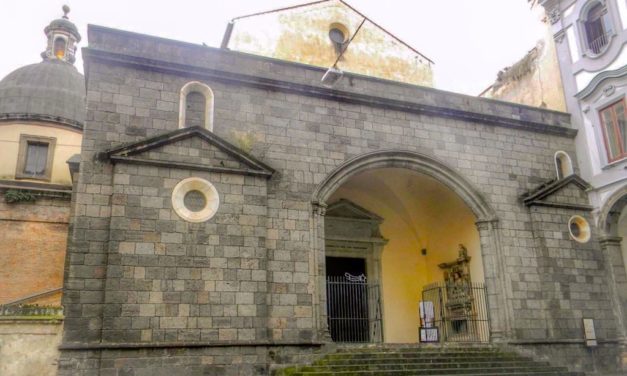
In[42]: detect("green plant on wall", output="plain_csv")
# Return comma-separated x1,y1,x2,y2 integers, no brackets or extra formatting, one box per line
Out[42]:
230,130,258,153
230,129,269,160
4,189,37,203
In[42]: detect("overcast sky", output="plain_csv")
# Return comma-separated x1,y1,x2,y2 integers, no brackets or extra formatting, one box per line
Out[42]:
2,0,546,96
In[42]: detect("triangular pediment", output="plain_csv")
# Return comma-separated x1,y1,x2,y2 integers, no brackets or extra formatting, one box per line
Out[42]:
106,126,274,177
227,0,432,64
521,175,592,210
326,199,383,221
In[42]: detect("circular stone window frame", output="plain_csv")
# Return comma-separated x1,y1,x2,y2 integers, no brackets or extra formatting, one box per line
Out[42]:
171,177,219,223
568,215,591,243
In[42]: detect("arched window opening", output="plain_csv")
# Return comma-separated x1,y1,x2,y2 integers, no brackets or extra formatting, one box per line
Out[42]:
178,81,214,130
555,151,574,179
54,37,67,59
584,2,612,54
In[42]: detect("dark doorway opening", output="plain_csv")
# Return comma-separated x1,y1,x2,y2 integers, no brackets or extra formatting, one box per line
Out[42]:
326,256,366,278
326,257,372,342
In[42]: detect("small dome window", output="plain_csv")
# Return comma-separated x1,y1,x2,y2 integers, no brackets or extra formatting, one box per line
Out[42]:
53,37,66,59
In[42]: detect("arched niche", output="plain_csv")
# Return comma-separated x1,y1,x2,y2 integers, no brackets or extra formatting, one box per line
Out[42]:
178,81,214,130
554,151,574,179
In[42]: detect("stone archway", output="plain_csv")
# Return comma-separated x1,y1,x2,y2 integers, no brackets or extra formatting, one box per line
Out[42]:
313,150,496,221
596,185,627,341
598,185,627,238
310,150,511,343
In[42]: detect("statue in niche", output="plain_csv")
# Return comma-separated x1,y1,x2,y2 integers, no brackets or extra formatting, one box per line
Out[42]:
438,244,473,336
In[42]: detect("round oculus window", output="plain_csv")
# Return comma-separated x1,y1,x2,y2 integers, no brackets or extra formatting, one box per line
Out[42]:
568,215,591,243
329,28,346,44
171,177,219,222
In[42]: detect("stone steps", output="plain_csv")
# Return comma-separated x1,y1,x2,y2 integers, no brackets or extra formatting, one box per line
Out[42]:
273,344,585,376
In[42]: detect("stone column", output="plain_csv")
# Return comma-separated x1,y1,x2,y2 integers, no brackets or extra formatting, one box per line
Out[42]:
599,235,627,370
476,218,511,342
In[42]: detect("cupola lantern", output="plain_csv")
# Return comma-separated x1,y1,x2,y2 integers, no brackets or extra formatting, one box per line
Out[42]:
41,5,81,64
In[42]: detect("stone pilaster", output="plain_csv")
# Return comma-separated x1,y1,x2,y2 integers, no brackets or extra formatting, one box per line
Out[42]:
311,202,331,342
599,235,627,370
476,218,511,342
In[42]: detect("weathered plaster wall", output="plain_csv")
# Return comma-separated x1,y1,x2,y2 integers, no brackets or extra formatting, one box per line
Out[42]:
228,0,433,86
481,29,566,112
0,320,63,376
0,194,70,305
0,123,82,185
329,168,482,343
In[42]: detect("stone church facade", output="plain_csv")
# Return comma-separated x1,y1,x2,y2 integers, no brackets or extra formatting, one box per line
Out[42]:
57,21,627,376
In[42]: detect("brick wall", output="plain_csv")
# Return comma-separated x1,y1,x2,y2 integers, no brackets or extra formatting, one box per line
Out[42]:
0,194,70,305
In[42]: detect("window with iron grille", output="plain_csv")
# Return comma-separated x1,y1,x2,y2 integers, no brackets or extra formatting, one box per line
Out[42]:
599,99,627,163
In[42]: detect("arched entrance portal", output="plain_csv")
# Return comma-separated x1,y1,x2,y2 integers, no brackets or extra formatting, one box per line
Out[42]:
311,151,504,344
598,186,627,267
596,186,627,340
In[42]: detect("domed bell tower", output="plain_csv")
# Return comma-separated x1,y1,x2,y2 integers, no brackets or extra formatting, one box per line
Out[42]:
41,5,81,64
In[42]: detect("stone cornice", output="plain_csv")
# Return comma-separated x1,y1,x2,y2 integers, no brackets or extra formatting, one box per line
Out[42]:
0,113,83,131
598,235,623,246
0,179,72,197
521,174,591,207
576,65,627,100
109,156,273,177
83,48,577,138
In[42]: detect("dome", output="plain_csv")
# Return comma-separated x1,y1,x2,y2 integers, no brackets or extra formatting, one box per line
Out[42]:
0,59,85,127
45,18,81,42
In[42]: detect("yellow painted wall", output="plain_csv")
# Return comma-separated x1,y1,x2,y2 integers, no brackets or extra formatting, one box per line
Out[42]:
229,0,433,86
481,27,566,111
328,168,483,343
0,123,82,186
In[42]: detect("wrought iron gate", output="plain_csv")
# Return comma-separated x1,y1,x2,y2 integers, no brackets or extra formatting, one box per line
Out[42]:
421,282,490,342
326,273,382,343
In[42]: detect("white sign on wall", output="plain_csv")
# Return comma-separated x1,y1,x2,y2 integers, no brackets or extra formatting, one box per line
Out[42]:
583,318,597,347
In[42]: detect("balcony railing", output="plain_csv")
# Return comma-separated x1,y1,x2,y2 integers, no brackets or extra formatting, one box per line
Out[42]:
588,32,610,54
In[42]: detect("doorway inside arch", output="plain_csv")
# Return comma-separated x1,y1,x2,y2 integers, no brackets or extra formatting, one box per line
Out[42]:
324,168,488,343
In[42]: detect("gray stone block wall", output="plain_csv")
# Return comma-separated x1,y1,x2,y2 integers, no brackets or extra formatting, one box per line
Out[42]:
525,205,615,339
58,25,626,374
103,163,268,344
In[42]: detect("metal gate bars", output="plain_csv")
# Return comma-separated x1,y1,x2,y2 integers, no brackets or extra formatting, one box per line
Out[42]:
422,282,490,343
326,273,383,343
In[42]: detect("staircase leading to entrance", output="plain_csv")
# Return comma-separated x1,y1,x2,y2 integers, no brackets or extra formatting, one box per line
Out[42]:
274,345,585,375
